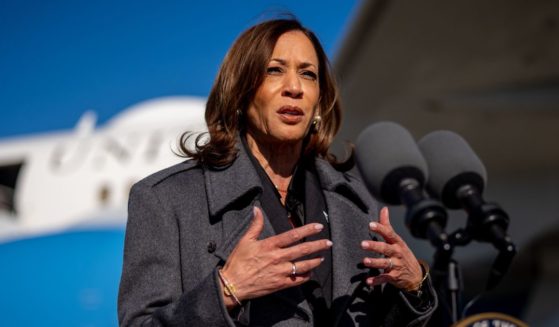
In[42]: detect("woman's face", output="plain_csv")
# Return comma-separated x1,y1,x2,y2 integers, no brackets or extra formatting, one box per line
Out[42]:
246,30,320,147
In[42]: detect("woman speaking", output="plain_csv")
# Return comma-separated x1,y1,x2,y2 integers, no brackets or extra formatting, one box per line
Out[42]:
118,18,437,326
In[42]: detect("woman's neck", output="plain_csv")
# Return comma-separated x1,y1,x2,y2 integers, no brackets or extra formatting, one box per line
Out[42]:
245,132,302,193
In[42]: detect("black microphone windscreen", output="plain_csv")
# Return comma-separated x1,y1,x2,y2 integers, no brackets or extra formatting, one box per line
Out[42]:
418,131,487,208
355,121,428,204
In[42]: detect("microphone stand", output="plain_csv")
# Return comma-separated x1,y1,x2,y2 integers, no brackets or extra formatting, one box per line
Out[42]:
398,180,461,324
431,227,473,325
430,216,516,326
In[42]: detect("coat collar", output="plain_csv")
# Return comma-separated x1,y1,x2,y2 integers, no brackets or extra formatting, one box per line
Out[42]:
314,157,372,211
204,143,262,217
204,141,371,217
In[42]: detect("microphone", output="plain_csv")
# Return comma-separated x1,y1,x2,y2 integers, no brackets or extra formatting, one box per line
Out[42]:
355,122,449,250
418,131,516,289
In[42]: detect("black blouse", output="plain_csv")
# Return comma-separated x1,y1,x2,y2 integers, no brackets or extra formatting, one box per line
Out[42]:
242,137,333,325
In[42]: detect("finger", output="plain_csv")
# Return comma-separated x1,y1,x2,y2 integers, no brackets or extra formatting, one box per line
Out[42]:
242,206,265,241
361,240,395,257
379,207,390,226
281,239,333,261
366,274,391,287
370,208,400,244
271,223,324,248
369,221,400,244
363,257,393,270
288,257,324,276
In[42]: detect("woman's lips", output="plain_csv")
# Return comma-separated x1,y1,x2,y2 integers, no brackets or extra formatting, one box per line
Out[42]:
277,106,304,124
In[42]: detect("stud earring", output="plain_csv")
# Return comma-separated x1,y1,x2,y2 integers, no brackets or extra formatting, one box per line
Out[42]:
312,115,322,132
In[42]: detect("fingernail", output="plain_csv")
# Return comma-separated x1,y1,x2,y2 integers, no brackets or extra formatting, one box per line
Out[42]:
366,278,373,285
361,241,368,249
364,258,371,264
369,222,377,229
253,206,258,216
326,240,333,247
320,257,325,262
314,223,324,230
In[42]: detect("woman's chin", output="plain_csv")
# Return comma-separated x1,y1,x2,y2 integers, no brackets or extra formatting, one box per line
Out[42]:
271,132,306,145
249,126,308,148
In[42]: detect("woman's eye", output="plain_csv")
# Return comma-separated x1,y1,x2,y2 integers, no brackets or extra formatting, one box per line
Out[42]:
302,71,317,80
267,67,282,74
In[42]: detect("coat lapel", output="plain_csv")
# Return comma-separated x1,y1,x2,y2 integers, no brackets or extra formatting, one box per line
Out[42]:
204,145,276,260
315,159,380,324
326,193,372,298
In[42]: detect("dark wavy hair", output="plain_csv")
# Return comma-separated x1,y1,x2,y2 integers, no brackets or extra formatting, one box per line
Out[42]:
179,18,352,169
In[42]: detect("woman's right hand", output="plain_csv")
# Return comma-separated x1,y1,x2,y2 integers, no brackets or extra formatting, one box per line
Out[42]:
219,206,332,309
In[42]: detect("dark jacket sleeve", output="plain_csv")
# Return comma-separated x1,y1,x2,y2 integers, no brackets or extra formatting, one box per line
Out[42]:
117,182,235,327
380,276,438,327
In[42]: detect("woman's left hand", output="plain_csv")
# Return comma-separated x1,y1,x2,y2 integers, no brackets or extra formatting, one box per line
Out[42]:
361,207,423,291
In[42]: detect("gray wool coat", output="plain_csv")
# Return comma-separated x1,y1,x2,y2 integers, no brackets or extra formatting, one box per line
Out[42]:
118,144,437,326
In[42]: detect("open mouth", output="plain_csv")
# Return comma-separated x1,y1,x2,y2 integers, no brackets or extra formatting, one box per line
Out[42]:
277,106,304,116
277,106,304,124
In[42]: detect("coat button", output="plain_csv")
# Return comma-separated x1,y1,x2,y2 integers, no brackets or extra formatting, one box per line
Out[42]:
207,241,217,253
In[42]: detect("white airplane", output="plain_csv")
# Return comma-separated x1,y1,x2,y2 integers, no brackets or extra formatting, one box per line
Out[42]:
0,96,207,243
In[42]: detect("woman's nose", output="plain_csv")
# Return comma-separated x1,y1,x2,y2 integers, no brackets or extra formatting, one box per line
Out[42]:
282,72,303,99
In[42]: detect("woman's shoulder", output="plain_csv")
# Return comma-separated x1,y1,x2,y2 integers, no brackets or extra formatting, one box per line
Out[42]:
132,159,204,195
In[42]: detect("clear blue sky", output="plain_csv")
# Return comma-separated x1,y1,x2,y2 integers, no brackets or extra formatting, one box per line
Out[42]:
0,1,360,138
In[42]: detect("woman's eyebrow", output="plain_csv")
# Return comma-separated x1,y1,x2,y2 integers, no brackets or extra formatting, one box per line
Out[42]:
299,62,317,70
270,58,317,69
